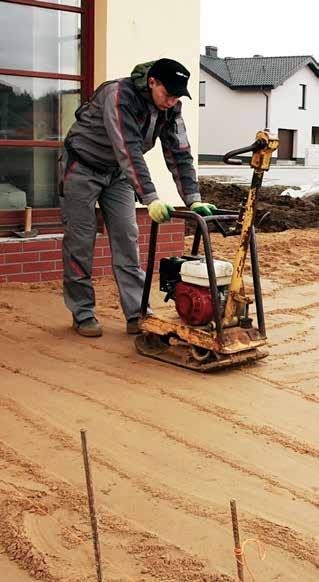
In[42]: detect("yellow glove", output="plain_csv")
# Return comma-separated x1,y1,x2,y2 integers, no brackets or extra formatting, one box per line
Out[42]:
190,202,217,216
148,200,175,223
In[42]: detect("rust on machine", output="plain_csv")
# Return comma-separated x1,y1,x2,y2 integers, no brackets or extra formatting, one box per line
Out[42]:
140,315,266,354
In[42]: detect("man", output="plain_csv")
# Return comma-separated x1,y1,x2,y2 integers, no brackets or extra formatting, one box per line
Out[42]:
59,58,216,337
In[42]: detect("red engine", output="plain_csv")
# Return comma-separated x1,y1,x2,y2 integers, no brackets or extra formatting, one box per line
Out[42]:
174,282,214,325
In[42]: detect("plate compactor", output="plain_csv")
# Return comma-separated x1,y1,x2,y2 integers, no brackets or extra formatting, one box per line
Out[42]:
135,130,279,372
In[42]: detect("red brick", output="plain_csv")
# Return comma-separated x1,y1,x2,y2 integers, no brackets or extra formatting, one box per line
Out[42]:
138,243,151,254
93,256,111,267
158,242,183,253
7,272,41,282
157,224,173,233
104,256,112,266
55,239,63,249
138,225,151,235
41,271,63,281
157,232,172,242
55,260,64,271
22,240,56,251
40,250,62,261
0,255,4,264
172,232,184,241
0,263,22,275
104,265,112,275
0,242,23,253
5,251,39,264
0,210,21,225
95,236,108,247
136,211,148,225
33,209,60,219
103,246,112,257
23,261,55,273
92,267,104,277
94,246,103,257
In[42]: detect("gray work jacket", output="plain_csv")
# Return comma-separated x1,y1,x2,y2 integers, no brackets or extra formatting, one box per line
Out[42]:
64,77,200,207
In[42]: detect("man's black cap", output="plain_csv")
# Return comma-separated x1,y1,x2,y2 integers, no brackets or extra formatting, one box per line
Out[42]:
148,58,191,99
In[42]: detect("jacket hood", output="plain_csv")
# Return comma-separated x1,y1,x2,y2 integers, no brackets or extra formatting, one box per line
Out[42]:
131,61,155,94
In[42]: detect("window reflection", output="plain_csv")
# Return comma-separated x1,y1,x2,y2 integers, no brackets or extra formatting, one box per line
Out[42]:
0,148,62,208
0,76,80,141
0,4,81,74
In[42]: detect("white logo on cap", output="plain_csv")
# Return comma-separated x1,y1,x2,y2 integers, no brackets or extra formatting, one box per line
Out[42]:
176,72,188,78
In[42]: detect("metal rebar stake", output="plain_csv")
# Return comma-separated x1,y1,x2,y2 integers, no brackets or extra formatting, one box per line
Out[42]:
230,499,244,581
80,429,104,582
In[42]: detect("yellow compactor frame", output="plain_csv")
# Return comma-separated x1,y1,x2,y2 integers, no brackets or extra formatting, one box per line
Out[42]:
136,131,279,372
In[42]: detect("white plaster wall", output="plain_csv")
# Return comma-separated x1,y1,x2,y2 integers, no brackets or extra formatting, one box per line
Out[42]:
199,70,268,157
105,0,200,205
269,66,319,159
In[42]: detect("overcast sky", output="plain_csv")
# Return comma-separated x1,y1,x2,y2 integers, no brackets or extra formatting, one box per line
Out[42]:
200,0,319,60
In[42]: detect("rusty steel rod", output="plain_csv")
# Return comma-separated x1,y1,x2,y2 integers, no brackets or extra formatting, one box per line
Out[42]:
230,499,244,581
80,429,104,582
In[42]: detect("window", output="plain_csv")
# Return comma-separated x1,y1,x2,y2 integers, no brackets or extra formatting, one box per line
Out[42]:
312,127,319,144
299,84,306,110
199,80,206,107
0,0,93,211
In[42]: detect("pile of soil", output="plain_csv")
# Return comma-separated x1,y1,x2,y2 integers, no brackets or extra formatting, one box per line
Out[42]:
198,177,319,232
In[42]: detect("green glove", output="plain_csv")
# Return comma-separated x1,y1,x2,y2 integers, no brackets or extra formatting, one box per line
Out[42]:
190,202,217,216
148,200,175,223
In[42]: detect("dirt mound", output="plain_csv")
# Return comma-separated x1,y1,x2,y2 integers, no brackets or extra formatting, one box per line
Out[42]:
199,177,319,232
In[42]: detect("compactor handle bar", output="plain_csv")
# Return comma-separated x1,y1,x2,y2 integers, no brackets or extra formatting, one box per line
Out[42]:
223,138,268,165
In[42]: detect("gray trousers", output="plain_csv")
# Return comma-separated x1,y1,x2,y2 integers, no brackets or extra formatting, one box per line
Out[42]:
59,153,146,323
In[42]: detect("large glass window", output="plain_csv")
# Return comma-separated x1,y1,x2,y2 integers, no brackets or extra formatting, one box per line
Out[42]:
0,147,61,208
0,0,93,214
0,3,81,74
0,76,81,140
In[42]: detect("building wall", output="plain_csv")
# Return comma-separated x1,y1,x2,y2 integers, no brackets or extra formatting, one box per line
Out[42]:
269,66,319,160
0,211,184,283
200,65,319,162
94,0,107,88
105,0,200,206
1,1,198,282
199,69,267,159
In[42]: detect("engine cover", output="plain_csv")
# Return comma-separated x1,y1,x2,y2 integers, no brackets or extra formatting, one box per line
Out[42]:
175,282,213,325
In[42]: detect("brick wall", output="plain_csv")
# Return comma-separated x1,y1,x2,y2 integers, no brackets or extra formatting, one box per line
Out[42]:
0,209,185,283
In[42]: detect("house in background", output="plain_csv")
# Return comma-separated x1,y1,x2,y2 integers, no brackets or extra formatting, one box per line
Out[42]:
199,46,319,165
0,0,200,283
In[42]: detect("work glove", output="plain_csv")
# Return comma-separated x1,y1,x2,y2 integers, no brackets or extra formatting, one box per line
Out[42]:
190,202,217,216
148,200,175,223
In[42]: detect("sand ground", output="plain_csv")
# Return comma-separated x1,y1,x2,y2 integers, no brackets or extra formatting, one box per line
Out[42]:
0,229,318,581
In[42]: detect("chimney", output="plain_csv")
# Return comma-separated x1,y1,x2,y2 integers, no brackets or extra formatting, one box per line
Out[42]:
205,46,218,58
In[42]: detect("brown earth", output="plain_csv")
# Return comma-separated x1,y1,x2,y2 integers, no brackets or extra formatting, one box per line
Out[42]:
199,177,319,232
0,226,319,581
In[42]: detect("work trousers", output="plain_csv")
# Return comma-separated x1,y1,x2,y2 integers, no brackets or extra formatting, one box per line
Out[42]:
59,153,146,323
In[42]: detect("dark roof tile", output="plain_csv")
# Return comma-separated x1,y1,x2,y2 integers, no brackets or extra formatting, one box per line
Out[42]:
200,54,319,88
